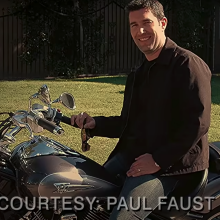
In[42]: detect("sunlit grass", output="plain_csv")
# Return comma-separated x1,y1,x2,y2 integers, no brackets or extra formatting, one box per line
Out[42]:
0,75,219,165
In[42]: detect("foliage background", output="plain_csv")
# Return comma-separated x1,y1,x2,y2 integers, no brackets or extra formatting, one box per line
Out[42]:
10,0,215,77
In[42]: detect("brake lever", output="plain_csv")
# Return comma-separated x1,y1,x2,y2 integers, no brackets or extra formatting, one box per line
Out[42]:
31,104,55,120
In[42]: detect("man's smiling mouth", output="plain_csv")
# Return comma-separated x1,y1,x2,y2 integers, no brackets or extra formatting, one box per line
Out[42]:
139,36,151,41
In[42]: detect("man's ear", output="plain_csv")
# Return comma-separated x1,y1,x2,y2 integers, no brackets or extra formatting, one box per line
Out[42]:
160,17,167,30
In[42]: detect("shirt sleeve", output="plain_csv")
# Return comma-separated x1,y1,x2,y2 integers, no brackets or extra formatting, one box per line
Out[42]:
152,56,212,171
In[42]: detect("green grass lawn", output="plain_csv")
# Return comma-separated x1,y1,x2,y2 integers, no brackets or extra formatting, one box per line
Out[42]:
0,75,220,165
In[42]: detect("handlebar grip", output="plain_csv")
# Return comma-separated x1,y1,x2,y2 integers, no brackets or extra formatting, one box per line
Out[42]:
61,116,80,128
38,118,64,135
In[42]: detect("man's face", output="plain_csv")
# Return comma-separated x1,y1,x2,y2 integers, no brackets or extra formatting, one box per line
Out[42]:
129,8,167,55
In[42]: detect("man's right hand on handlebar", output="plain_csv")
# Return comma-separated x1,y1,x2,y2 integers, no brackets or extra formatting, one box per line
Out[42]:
71,112,95,129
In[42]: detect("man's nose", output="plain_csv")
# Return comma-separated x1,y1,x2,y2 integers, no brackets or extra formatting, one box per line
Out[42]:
139,27,146,34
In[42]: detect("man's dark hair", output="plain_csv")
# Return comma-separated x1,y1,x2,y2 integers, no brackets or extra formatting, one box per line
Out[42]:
125,0,165,20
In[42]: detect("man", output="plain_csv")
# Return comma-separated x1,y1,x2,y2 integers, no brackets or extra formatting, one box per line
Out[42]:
71,0,212,219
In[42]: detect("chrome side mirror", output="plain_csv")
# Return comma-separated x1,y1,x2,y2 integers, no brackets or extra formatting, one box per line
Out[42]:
52,92,76,110
29,85,76,111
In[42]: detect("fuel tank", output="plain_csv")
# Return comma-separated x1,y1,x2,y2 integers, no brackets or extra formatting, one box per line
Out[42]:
10,136,122,200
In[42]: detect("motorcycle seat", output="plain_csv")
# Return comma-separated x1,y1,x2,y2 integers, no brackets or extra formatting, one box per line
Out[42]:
152,168,208,219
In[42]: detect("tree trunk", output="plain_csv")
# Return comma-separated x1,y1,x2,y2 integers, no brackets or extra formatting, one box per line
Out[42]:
74,0,84,61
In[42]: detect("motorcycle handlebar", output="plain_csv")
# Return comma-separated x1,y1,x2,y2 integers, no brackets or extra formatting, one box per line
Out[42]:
38,118,64,135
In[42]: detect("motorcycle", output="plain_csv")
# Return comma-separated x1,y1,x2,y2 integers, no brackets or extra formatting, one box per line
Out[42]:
0,84,220,220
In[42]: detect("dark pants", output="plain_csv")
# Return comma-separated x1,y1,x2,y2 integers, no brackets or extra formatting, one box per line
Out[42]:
103,153,180,220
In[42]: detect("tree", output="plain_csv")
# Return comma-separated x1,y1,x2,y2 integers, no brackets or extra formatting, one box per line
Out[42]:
161,0,214,62
11,0,215,77
11,0,109,77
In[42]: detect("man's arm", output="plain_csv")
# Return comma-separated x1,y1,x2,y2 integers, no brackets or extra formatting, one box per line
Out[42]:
88,115,123,138
152,56,212,171
88,73,134,138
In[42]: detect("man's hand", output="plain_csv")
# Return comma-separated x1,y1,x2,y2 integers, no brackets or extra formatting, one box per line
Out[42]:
71,112,95,129
126,153,161,177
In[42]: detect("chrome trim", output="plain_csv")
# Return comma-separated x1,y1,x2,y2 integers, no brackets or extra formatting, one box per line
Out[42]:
211,191,220,200
53,126,64,135
187,212,204,219
61,213,77,220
